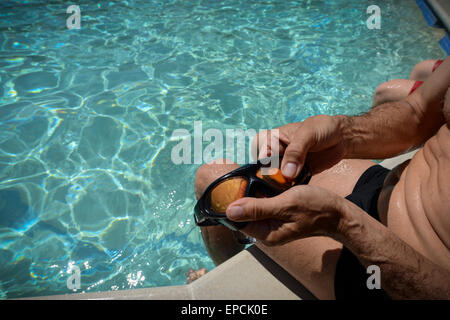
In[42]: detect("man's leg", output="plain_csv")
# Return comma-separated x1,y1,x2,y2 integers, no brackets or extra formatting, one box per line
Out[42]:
195,158,377,299
372,59,441,108
372,79,416,108
194,160,246,266
408,59,441,81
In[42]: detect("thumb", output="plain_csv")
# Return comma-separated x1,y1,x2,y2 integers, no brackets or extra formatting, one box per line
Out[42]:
280,124,315,179
226,197,281,222
281,140,312,179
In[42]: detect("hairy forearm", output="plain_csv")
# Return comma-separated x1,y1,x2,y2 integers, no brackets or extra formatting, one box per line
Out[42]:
337,99,443,159
336,57,449,160
333,199,450,300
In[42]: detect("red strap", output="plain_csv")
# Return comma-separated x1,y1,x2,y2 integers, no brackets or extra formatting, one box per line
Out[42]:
432,60,444,72
409,81,423,95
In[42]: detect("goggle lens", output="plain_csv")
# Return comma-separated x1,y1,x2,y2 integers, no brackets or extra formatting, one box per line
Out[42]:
209,177,248,214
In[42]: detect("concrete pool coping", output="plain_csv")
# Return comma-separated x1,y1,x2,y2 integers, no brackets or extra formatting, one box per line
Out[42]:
23,150,418,300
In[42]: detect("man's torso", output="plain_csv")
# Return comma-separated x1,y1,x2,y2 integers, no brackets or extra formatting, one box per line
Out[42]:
379,124,450,269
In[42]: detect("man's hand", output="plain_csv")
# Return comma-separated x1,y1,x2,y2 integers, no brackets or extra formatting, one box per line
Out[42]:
253,115,348,178
226,183,450,299
225,185,343,246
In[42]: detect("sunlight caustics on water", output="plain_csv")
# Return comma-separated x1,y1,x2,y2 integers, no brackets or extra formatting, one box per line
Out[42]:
0,0,444,298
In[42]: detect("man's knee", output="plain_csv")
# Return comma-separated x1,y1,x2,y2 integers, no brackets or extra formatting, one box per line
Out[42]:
194,159,244,266
194,159,239,199
409,59,439,81
372,79,415,108
372,82,391,107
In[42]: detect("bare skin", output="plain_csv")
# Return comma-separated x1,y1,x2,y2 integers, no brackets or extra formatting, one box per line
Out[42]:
194,161,246,266
186,267,207,284
372,79,416,108
381,123,450,270
195,158,376,298
409,59,442,81
194,57,450,298
372,59,440,107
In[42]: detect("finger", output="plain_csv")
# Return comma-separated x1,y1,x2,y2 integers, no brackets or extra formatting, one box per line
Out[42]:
226,196,282,222
251,129,286,160
278,122,316,179
250,131,263,160
281,133,314,179
250,130,269,159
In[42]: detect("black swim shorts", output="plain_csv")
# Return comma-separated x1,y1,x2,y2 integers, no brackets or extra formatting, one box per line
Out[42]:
334,164,392,300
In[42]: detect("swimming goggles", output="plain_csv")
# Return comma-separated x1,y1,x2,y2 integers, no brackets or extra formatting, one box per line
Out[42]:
193,157,311,242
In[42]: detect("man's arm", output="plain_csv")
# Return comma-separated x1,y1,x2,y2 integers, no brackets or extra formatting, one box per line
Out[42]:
339,57,450,160
226,186,450,299
335,199,450,299
263,57,450,177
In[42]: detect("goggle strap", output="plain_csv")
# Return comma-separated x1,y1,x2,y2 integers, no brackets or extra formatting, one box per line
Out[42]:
194,212,221,227
198,220,221,226
232,230,256,245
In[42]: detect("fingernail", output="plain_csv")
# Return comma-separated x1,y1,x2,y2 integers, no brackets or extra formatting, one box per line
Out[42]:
282,162,297,178
227,206,243,220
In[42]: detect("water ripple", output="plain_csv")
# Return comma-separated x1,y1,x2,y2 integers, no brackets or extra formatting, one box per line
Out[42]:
0,0,444,298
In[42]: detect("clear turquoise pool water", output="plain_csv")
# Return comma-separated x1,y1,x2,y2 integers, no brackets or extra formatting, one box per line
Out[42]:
0,0,444,298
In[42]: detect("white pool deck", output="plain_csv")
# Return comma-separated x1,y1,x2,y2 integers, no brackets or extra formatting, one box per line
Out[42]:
23,150,418,300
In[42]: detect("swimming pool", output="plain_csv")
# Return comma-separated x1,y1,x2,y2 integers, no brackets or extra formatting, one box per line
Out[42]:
0,0,444,298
